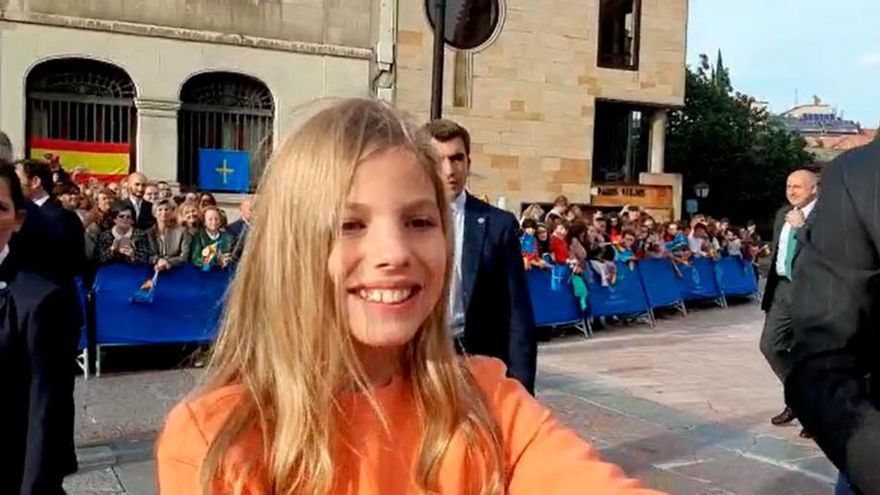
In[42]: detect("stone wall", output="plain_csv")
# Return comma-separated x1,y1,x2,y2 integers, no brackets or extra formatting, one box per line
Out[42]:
3,0,376,49
395,0,688,211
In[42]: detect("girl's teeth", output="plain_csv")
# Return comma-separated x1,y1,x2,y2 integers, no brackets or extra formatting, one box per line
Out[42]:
358,288,412,303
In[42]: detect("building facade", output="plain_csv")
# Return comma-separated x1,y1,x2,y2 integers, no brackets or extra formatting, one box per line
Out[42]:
396,0,688,219
1,0,689,218
0,0,392,202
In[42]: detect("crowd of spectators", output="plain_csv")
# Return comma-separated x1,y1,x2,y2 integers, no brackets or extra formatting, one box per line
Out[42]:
17,159,252,277
519,195,767,287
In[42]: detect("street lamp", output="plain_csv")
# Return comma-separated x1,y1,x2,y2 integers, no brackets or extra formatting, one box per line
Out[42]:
694,182,710,199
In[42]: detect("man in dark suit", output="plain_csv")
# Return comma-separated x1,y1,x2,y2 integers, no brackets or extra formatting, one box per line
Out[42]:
787,141,880,495
14,160,86,283
227,195,253,260
122,172,156,230
759,169,817,434
422,119,537,393
0,160,81,494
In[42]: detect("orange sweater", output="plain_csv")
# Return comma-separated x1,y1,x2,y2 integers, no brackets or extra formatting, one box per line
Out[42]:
157,357,667,494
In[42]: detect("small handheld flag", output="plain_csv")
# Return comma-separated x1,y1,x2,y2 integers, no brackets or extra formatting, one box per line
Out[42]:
130,270,159,304
202,243,219,271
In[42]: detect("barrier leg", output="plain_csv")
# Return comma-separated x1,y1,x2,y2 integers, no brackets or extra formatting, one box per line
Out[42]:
586,318,594,337
96,345,102,378
717,295,728,309
77,348,89,380
677,301,688,316
647,308,656,328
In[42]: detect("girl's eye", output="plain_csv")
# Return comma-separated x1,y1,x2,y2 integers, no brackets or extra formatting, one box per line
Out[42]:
408,217,437,229
342,220,366,233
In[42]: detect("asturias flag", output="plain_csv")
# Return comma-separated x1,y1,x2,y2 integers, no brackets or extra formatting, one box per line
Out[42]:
198,149,250,193
29,138,129,185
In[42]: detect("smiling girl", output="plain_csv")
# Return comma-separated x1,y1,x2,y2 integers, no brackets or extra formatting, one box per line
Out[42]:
156,99,666,495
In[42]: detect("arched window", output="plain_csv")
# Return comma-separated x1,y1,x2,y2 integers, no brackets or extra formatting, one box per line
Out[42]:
26,58,136,183
178,73,274,192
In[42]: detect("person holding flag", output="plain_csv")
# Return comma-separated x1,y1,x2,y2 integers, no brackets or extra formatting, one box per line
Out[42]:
189,206,233,270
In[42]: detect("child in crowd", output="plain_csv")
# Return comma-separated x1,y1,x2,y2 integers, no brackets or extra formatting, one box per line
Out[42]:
536,223,552,260
549,220,570,265
520,218,549,270
190,206,233,270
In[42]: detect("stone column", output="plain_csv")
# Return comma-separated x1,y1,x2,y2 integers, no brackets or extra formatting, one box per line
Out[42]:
134,98,180,183
648,109,668,174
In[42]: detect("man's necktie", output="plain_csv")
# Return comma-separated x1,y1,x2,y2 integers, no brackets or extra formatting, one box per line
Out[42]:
784,214,799,280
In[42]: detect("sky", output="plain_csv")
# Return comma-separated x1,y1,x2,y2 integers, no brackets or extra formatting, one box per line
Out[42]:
687,0,880,127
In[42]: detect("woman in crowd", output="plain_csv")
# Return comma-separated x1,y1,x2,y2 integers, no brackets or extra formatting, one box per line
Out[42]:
76,190,94,226
85,188,117,260
156,98,666,495
536,223,552,260
198,192,218,211
94,204,153,265
190,206,233,270
178,201,202,235
149,199,191,272
544,194,569,223
566,221,589,274
520,203,545,224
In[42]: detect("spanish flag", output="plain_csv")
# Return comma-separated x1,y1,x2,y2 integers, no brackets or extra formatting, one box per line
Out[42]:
29,138,130,184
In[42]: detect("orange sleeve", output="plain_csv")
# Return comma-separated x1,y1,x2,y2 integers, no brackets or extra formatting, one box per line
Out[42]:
468,357,669,495
156,401,210,495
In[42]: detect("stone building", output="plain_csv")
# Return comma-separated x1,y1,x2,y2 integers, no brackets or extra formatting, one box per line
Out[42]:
0,0,392,205
1,0,688,218
396,0,688,219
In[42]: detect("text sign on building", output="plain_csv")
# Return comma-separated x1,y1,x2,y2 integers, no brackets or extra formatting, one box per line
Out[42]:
590,184,673,209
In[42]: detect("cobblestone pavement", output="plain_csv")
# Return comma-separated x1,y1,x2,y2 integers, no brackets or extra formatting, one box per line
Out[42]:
65,301,834,494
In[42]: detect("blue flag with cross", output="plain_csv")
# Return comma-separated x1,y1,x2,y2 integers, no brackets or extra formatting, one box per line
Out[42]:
198,149,250,193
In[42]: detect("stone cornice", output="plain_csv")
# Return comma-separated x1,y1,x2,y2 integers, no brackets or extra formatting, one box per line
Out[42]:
0,10,374,61
134,98,181,117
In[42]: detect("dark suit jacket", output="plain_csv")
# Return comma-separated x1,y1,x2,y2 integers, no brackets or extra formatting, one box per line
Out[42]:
122,198,156,230
786,140,880,494
8,200,85,288
460,194,537,393
761,206,793,311
39,200,87,282
0,257,80,494
226,219,249,260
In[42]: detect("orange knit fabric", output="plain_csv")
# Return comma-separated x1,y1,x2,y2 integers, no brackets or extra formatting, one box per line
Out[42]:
157,357,668,494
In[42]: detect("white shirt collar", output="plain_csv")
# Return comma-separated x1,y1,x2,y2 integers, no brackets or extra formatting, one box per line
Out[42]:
800,198,818,218
33,193,50,207
0,245,9,267
451,192,466,212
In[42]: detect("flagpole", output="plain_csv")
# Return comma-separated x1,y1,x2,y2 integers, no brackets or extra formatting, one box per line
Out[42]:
430,0,446,120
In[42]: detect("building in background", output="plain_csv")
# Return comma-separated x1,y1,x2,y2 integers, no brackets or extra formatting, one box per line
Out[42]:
395,0,689,220
0,0,394,207
1,0,688,219
778,96,875,163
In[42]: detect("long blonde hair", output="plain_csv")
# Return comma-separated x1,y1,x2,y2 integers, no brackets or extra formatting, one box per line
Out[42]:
199,99,505,494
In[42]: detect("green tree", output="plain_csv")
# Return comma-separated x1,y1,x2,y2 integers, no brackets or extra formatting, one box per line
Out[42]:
665,53,813,227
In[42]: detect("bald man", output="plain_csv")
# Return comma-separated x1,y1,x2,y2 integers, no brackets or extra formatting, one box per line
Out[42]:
760,169,818,434
120,172,156,229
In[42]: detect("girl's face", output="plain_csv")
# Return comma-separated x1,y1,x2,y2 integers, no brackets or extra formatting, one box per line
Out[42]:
536,227,549,241
183,206,200,226
327,149,446,350
185,192,198,203
204,210,223,232
524,226,536,236
667,223,679,236
553,224,568,237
